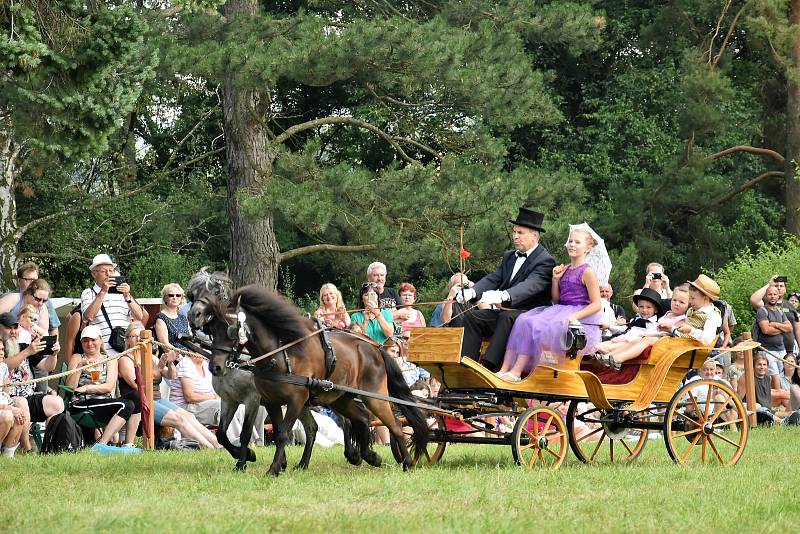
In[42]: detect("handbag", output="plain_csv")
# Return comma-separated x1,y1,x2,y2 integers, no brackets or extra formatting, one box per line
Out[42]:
99,303,127,352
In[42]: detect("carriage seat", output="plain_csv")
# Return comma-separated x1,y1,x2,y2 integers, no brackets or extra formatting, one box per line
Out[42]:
579,346,653,385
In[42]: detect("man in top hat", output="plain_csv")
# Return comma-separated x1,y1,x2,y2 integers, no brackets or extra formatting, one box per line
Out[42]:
81,254,145,354
456,207,556,371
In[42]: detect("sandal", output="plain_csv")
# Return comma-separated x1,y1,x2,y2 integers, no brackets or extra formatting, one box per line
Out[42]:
596,353,622,371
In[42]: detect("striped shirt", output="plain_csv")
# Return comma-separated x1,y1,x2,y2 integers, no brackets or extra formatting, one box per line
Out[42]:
80,285,131,354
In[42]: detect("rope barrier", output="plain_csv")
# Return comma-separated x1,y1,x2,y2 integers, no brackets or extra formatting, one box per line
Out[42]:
3,344,141,388
150,339,208,361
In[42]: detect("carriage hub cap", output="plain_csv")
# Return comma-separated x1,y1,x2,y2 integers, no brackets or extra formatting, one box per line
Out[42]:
537,437,548,449
702,422,714,435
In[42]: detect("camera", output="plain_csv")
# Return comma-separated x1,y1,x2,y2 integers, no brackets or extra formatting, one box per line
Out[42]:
108,275,127,294
651,273,662,280
367,291,379,309
775,276,788,283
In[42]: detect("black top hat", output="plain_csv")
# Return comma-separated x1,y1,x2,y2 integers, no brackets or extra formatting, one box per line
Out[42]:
509,207,546,232
632,288,664,317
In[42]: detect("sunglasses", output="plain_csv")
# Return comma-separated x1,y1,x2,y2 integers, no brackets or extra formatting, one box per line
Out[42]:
32,296,48,303
18,276,37,282
362,282,377,289
166,293,183,298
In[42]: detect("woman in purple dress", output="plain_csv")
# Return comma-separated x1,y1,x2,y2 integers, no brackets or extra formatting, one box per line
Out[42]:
495,225,607,382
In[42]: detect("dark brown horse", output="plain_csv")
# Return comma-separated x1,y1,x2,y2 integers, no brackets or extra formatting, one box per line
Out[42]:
203,285,429,475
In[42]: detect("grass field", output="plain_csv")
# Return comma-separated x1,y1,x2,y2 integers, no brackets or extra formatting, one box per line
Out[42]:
2,426,798,533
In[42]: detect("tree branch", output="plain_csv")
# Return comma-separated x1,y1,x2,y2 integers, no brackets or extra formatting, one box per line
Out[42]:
711,1,751,69
706,145,785,164
696,170,785,214
279,243,377,262
273,116,433,165
17,251,93,262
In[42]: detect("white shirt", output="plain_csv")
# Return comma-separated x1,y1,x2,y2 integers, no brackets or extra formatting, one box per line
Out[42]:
170,357,216,406
510,244,539,280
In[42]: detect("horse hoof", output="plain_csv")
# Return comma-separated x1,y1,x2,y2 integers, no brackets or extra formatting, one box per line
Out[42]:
293,463,309,471
234,462,247,472
363,451,382,468
346,454,363,466
266,468,282,477
402,459,412,472
247,448,257,462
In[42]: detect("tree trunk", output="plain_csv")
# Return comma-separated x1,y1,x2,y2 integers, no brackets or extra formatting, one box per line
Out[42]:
0,134,20,288
221,0,280,289
787,0,800,236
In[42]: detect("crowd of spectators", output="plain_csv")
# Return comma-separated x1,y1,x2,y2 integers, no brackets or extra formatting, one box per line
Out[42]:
1,250,798,459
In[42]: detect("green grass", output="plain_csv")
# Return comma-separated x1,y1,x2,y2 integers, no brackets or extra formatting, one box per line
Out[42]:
2,427,798,533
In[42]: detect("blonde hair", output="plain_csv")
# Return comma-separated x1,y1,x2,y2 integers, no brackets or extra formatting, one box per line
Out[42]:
646,262,664,274
317,283,346,312
18,304,38,321
672,284,690,297
569,228,597,248
161,283,186,306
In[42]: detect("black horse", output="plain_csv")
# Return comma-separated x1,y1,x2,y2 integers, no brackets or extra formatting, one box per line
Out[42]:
203,285,429,475
186,268,320,471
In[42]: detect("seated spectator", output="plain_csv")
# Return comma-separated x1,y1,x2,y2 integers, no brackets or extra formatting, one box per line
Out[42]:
154,283,190,350
0,343,25,457
14,280,53,390
683,358,734,422
313,283,351,329
777,353,800,412
350,284,396,344
121,323,220,449
397,283,426,331
170,352,220,426
383,335,430,396
0,312,63,452
599,283,627,339
66,325,141,453
431,273,478,327
738,352,784,425
726,346,746,392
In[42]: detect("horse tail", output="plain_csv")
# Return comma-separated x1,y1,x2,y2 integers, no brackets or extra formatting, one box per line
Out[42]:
382,351,430,454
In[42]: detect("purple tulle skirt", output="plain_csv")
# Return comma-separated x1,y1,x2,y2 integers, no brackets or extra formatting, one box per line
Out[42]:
503,304,603,373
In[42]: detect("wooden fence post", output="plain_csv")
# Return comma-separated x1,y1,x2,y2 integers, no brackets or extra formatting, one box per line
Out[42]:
741,332,757,427
140,330,155,450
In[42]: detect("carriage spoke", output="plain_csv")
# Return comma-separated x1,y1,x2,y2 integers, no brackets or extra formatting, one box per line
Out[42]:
707,436,726,464
714,417,743,428
542,415,554,435
544,446,561,460
687,391,704,423
672,427,703,439
537,449,545,466
589,431,607,461
609,438,614,462
576,427,603,443
676,410,702,428
621,439,634,455
679,432,703,463
707,392,733,424
701,435,707,463
711,431,742,448
703,385,714,420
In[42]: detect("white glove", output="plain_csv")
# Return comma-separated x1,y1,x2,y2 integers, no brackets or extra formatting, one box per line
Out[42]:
455,287,476,304
479,290,509,306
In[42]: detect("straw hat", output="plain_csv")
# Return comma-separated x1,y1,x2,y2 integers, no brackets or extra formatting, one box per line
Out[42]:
687,274,720,301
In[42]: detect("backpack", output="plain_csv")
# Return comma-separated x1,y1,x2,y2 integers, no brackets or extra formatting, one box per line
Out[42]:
41,412,85,454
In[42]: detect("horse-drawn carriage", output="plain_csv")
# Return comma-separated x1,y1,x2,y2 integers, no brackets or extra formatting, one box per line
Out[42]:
406,327,755,469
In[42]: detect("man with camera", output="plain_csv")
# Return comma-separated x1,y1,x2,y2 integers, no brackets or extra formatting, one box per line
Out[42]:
81,254,145,355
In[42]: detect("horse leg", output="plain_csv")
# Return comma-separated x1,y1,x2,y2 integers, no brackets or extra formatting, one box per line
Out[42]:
265,405,288,473
232,402,258,472
331,397,380,467
364,398,411,471
294,407,318,470
268,401,305,477
218,399,253,471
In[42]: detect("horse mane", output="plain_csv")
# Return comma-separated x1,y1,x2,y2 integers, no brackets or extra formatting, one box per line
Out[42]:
187,267,233,302
231,285,310,341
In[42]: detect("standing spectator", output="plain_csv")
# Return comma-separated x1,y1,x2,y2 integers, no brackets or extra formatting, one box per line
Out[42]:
80,254,145,355
397,283,426,331
456,207,556,372
632,262,672,315
313,283,351,329
750,275,797,354
366,262,409,322
154,283,190,350
756,285,792,380
788,292,800,309
431,273,475,327
0,262,61,335
0,312,63,452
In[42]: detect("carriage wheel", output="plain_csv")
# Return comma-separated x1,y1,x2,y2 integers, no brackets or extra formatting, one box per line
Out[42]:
664,379,748,465
566,400,649,464
512,406,568,470
389,415,447,467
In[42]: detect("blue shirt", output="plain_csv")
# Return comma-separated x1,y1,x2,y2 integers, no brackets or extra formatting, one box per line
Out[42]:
1,289,61,330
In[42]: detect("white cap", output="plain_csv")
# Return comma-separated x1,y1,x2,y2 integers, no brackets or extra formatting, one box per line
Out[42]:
81,324,103,340
89,253,116,271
